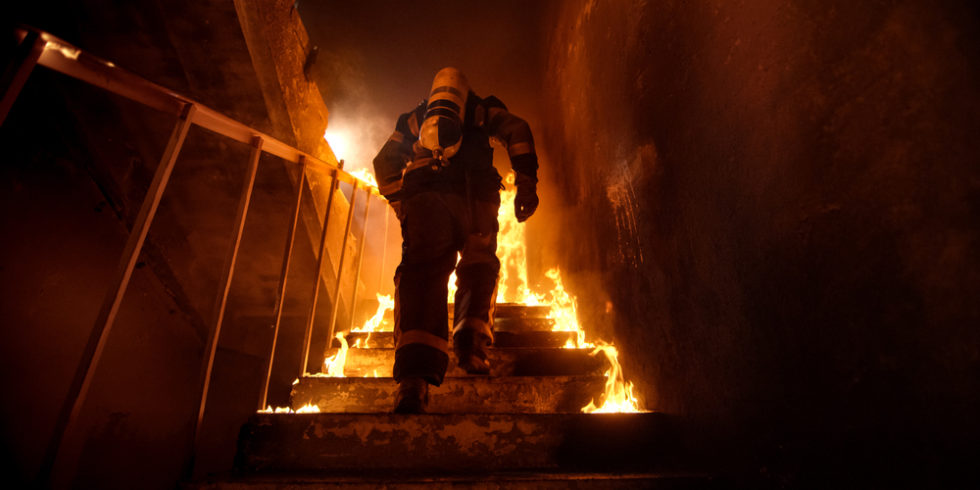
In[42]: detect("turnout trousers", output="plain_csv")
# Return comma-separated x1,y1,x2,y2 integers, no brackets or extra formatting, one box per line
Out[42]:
392,190,500,385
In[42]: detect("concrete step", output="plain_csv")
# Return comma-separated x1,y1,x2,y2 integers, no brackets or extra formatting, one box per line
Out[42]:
323,346,608,377
338,330,578,349
189,472,715,489
291,375,605,413
235,412,672,474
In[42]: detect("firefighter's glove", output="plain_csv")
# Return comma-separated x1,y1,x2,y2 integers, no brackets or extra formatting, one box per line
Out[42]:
514,172,538,223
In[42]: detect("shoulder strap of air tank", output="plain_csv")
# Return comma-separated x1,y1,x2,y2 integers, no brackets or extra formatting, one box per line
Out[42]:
482,95,507,111
407,100,426,137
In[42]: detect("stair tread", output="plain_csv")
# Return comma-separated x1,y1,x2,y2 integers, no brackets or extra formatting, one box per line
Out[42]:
291,375,607,413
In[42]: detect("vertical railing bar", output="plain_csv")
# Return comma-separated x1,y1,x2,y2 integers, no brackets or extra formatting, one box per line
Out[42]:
258,157,307,410
299,164,342,377
189,135,264,478
325,181,360,346
378,203,391,297
39,103,196,486
0,30,45,126
346,190,373,333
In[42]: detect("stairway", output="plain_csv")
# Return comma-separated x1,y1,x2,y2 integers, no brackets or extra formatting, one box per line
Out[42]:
192,304,712,488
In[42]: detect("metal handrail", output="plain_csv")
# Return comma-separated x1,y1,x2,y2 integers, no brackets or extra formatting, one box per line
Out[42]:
2,26,391,484
6,27,380,194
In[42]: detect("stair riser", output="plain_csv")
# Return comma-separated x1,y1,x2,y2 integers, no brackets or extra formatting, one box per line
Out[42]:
291,376,606,413
322,348,608,377
237,413,670,473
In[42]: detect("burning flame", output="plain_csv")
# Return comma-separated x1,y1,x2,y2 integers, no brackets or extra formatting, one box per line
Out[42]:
447,254,460,303
496,176,544,305
348,168,379,188
321,333,348,377
492,172,643,413
581,343,644,413
257,402,320,414
316,294,394,378
352,293,394,345
353,293,394,333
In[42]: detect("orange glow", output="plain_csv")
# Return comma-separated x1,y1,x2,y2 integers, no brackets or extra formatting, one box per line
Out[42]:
44,41,80,60
323,127,352,163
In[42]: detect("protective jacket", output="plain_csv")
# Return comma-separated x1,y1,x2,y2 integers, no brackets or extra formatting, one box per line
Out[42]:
373,92,538,202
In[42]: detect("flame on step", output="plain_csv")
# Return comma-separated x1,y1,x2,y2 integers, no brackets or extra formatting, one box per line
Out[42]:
581,342,644,413
542,268,587,348
353,293,395,345
322,333,348,377
353,293,394,333
257,402,320,414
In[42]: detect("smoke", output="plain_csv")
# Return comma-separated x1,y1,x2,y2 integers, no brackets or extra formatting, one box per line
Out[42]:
310,47,405,311
315,49,395,175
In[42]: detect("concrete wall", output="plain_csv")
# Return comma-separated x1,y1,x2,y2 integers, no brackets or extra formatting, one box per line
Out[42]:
539,0,979,485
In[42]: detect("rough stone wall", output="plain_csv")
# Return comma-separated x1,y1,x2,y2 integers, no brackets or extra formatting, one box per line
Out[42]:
540,0,979,484
234,0,334,162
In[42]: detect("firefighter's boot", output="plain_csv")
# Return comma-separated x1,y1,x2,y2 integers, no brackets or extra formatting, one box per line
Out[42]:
393,376,429,414
453,319,493,375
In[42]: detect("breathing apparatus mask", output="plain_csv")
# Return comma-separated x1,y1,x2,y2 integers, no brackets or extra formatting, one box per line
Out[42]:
419,67,469,167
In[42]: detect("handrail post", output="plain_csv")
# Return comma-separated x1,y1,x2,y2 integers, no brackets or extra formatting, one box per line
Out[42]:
258,157,306,410
347,190,373,332
0,30,45,126
189,135,264,478
39,103,196,486
299,162,343,377
325,181,360,347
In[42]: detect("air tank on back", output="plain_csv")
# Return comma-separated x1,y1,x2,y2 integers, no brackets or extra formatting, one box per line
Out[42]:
419,67,470,164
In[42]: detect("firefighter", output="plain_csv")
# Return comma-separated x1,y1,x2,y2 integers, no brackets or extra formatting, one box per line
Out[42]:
372,67,539,413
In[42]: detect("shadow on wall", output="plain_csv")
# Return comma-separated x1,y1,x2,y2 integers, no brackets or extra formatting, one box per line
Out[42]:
539,0,980,485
